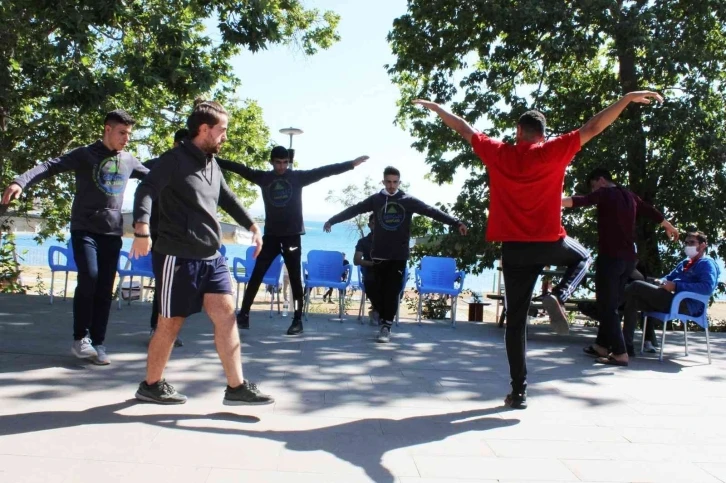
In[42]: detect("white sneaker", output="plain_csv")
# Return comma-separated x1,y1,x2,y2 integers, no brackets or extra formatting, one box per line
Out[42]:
71,338,98,359
92,345,110,365
376,325,391,343
643,341,658,354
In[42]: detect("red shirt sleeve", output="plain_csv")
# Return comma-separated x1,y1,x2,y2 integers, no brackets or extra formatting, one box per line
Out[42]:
570,190,602,208
471,132,505,168
541,130,581,167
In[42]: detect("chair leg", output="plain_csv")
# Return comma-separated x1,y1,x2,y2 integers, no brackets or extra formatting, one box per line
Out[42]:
49,272,55,304
141,277,146,303
338,291,344,322
451,296,457,328
117,275,124,310
358,291,365,323
706,326,712,364
395,293,401,326
683,319,689,356
277,287,281,315
659,319,667,363
304,288,311,322
269,287,274,318
417,293,423,326
641,316,648,354
63,272,69,301
128,276,133,306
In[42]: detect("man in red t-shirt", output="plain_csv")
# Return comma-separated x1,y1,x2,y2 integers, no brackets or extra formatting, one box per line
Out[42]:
414,91,663,409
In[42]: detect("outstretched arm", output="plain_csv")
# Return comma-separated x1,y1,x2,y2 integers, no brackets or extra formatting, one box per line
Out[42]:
2,149,83,205
409,197,467,235
413,100,476,143
216,158,267,185
298,156,369,187
578,91,663,146
324,196,375,232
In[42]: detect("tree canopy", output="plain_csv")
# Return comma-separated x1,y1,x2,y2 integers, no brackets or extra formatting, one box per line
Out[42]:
388,0,726,277
0,0,340,238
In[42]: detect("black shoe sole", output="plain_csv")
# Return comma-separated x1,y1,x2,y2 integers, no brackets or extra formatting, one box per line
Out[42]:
222,398,275,406
135,392,187,405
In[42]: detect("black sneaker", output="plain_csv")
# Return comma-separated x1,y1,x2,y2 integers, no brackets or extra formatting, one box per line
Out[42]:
376,325,391,343
504,391,527,410
135,379,187,405
286,318,303,336
223,380,275,406
237,312,250,330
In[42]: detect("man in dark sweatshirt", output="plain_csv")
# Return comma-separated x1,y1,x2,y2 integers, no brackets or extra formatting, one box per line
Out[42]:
143,128,189,347
130,99,272,406
324,166,468,343
217,147,368,336
562,168,679,365
1,110,148,365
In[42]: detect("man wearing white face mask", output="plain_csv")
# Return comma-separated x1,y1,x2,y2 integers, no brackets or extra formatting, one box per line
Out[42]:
621,230,720,358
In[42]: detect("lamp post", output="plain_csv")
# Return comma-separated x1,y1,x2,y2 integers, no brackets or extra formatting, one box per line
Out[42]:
279,127,303,149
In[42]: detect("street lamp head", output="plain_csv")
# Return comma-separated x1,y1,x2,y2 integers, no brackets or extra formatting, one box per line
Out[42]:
279,127,303,136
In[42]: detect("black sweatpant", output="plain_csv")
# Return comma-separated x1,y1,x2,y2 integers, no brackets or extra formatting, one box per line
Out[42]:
71,230,123,346
623,280,686,351
240,234,304,318
372,260,407,326
594,255,636,355
502,236,591,392
363,276,378,312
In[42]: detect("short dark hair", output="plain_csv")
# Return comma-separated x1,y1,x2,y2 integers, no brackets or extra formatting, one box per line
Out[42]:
270,145,289,160
187,98,227,138
383,166,400,177
517,110,546,137
587,168,613,183
173,128,189,144
104,109,135,126
686,230,708,244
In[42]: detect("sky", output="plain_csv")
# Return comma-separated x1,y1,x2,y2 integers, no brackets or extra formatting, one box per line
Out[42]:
204,0,470,221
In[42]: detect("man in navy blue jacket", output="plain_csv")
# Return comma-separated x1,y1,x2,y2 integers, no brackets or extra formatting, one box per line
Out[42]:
217,147,368,336
621,230,720,361
2,110,148,365
325,166,468,343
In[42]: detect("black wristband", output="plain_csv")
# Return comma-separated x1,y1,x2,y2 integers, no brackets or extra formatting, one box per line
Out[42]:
134,233,150,238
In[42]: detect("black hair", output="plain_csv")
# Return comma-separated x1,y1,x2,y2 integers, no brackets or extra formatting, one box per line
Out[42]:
270,145,289,160
173,128,189,144
187,98,227,138
517,110,546,138
686,230,708,244
104,109,135,126
383,166,400,177
587,168,613,183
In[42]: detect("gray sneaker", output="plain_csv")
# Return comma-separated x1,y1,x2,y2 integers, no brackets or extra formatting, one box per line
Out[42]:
223,380,274,406
135,379,187,405
542,294,569,335
376,325,391,343
71,338,98,359
92,345,110,365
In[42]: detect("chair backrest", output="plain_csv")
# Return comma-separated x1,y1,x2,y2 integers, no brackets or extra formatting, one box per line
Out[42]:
261,255,285,286
133,252,154,273
418,256,458,289
219,244,227,257
306,250,345,283
48,245,77,271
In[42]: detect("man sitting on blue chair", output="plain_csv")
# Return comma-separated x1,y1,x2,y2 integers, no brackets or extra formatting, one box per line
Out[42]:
619,230,720,364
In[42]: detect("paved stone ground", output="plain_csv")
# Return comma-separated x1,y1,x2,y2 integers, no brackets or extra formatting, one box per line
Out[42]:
1,293,726,483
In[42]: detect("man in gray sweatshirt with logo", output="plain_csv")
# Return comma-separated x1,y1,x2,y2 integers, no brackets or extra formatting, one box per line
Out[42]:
130,99,272,406
324,166,468,343
2,110,148,365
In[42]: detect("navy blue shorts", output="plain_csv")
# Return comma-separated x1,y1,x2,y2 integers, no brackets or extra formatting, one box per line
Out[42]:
152,252,233,318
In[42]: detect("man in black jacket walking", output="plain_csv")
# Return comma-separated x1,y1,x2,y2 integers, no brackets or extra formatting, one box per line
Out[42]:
218,147,368,336
324,166,468,343
2,110,148,365
130,99,271,406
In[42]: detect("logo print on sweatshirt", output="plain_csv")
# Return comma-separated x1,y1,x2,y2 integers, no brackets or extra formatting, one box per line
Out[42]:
93,156,126,195
268,179,293,207
378,202,405,231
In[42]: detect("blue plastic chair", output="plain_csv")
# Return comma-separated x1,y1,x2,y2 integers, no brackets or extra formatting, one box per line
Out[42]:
48,244,77,304
232,248,285,317
116,251,155,308
302,250,352,322
642,291,712,364
219,244,227,258
415,256,465,327
232,246,257,311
